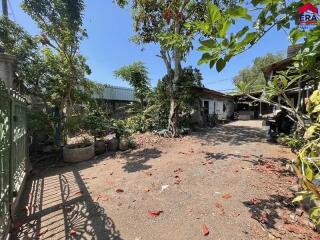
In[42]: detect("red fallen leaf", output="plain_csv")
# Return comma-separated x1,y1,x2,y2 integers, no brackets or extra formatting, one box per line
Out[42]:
250,197,260,205
231,211,240,217
70,228,77,236
222,193,232,199
215,202,222,208
96,194,109,201
202,224,209,236
74,190,84,196
284,224,305,234
116,189,124,193
148,210,163,217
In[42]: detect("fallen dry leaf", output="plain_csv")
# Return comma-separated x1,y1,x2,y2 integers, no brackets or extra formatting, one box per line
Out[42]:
148,210,163,217
202,224,209,236
74,190,84,196
215,202,222,208
116,189,124,193
222,193,232,199
144,172,152,176
284,224,306,234
250,197,260,205
70,229,77,236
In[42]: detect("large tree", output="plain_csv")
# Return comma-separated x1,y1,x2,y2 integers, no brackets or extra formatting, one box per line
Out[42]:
22,0,96,144
233,52,284,92
116,0,237,137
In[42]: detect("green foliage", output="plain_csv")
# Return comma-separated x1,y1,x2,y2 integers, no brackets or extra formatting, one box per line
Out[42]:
115,0,237,136
234,53,284,92
112,119,131,139
83,108,111,140
193,1,306,72
291,25,320,228
279,134,306,152
20,0,98,144
114,62,151,103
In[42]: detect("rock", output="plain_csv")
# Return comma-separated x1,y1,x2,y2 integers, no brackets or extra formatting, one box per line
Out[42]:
119,138,129,151
95,140,106,155
295,208,304,217
108,138,119,151
289,185,300,192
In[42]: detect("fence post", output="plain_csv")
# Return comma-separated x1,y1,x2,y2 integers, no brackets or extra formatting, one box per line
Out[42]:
8,96,13,224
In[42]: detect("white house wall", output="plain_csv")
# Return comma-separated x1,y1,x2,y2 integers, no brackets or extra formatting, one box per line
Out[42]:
201,98,234,120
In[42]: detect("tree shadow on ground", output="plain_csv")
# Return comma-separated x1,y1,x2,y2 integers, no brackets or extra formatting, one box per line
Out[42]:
205,152,242,161
12,164,123,240
192,124,266,146
242,154,295,177
243,194,296,230
119,148,162,173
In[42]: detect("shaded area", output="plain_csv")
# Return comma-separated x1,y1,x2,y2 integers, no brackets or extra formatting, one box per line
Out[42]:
205,152,242,161
192,123,266,146
11,165,122,240
243,194,296,230
120,148,162,173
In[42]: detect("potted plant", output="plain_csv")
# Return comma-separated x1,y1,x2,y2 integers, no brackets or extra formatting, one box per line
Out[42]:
113,120,132,151
83,110,110,155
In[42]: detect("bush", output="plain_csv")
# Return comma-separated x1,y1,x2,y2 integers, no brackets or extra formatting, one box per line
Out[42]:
279,134,305,152
83,109,111,140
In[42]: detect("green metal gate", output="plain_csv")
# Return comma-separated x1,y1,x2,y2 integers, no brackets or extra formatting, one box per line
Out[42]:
0,81,27,236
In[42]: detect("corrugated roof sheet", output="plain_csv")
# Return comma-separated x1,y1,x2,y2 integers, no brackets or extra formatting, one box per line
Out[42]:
94,85,135,101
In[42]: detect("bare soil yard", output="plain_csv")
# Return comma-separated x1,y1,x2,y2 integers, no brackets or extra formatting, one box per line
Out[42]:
11,121,319,240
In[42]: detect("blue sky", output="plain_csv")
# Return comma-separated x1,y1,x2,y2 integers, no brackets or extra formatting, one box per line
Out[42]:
4,0,292,92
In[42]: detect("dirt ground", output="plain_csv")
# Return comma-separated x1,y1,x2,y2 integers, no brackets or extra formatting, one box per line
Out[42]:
11,120,319,240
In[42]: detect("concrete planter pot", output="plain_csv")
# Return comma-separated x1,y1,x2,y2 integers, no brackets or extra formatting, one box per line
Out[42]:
95,140,106,155
63,143,95,163
108,138,119,151
119,138,129,151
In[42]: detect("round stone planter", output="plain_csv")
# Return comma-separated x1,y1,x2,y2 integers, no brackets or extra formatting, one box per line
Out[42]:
63,143,95,163
108,138,119,151
95,140,107,155
119,138,129,151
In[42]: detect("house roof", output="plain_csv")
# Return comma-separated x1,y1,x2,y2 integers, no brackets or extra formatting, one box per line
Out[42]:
193,86,233,99
261,57,293,77
94,85,135,101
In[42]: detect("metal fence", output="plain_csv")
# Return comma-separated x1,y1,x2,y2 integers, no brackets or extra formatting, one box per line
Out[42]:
0,81,27,236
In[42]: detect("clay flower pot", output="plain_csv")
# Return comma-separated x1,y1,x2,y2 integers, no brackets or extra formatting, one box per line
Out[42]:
95,140,106,155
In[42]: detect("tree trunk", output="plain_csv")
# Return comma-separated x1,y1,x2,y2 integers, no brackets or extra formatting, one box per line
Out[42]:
168,97,179,137
167,20,182,137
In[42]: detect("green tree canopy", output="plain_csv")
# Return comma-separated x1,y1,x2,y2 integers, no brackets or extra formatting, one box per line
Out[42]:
114,61,151,104
116,0,237,136
233,52,284,92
